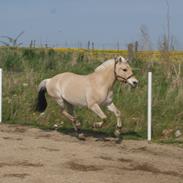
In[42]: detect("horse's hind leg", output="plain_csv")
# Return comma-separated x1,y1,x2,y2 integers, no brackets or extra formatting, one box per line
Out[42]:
64,102,81,130
62,110,85,140
57,98,85,140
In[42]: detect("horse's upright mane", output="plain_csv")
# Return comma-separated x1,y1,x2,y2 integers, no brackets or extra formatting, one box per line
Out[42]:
95,59,115,72
95,56,127,72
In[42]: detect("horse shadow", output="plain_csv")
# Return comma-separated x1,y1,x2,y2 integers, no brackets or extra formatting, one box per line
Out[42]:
57,127,143,143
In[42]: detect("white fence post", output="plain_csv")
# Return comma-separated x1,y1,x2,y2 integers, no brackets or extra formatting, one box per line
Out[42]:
147,72,152,141
0,68,2,123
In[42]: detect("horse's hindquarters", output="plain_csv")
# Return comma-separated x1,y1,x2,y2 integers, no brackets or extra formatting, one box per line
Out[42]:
47,73,89,107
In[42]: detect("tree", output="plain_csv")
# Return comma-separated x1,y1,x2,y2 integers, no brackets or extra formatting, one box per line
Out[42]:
139,24,152,50
159,0,175,51
0,31,24,47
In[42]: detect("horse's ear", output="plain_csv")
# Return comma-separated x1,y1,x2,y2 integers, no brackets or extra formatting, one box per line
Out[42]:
114,56,122,63
118,57,122,62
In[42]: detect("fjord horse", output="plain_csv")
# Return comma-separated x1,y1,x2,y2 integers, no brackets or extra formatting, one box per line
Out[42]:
36,56,138,140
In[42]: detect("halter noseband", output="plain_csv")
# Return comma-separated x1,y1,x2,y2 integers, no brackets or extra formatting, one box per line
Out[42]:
114,59,134,83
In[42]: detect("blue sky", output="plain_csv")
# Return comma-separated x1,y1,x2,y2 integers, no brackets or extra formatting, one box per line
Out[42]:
0,0,182,49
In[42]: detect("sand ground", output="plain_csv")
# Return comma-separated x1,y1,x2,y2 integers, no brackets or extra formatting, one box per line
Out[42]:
0,124,183,183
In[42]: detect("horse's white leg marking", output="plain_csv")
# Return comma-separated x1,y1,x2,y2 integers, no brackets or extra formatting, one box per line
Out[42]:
107,102,122,137
89,104,107,128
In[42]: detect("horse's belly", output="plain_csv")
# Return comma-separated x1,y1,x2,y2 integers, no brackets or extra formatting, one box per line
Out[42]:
62,87,88,107
65,95,87,107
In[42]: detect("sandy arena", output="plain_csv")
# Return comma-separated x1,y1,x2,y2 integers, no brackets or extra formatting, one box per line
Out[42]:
0,124,183,183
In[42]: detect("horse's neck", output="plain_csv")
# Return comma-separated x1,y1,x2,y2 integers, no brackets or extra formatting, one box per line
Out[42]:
95,65,116,90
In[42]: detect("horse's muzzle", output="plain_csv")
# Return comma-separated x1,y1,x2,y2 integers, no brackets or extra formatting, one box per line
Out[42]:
127,77,138,88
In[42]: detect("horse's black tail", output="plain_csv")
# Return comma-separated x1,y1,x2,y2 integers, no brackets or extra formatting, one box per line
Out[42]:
35,79,48,112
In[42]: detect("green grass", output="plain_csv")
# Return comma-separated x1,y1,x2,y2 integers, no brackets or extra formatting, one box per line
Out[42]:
0,47,183,141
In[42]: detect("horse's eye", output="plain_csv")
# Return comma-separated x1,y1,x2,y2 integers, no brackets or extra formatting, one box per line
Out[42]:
123,69,127,72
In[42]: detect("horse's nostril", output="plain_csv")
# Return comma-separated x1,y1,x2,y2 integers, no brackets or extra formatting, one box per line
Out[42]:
133,81,137,85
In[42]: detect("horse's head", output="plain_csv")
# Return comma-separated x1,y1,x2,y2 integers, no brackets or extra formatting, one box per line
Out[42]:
114,56,138,87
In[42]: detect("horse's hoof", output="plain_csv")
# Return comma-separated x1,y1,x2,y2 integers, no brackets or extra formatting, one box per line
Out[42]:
115,137,123,144
77,133,86,140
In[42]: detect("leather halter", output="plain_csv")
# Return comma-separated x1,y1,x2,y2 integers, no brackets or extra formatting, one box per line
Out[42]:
114,60,134,83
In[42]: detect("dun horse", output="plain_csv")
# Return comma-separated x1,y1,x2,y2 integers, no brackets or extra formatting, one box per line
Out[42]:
35,56,138,140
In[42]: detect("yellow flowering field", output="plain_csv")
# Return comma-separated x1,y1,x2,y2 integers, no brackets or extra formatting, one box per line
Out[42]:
54,48,183,62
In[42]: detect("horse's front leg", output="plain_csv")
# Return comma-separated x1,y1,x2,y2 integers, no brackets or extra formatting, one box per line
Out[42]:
107,103,122,138
89,104,107,128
